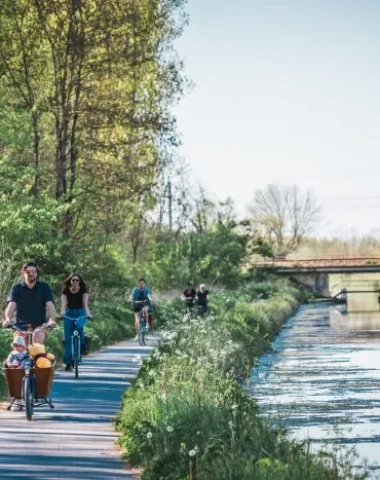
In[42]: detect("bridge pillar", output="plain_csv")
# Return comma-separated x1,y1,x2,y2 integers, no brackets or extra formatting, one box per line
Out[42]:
290,272,330,297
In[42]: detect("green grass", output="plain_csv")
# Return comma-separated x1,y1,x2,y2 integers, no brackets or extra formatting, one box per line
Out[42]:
115,280,365,480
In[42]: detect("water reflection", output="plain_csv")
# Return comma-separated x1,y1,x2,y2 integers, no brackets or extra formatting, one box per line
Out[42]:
250,302,380,478
330,294,380,332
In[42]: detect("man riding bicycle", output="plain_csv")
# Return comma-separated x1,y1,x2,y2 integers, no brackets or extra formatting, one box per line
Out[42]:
130,278,153,340
2,262,57,344
181,283,197,313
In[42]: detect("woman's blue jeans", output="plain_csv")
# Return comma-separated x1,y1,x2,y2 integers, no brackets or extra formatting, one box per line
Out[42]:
63,308,87,365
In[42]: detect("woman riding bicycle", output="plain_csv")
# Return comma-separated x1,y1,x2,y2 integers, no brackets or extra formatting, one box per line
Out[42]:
59,273,92,372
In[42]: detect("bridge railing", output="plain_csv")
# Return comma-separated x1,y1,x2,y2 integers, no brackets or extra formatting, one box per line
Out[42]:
253,257,380,268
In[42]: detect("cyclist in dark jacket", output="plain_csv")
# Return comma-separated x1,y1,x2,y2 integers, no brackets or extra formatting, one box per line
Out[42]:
196,284,209,316
181,283,197,313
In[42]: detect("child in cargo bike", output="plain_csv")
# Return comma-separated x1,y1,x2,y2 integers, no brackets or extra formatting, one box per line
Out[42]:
5,336,31,369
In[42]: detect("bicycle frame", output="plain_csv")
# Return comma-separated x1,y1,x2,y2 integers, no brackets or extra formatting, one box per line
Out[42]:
134,300,148,346
64,315,83,379
185,299,196,314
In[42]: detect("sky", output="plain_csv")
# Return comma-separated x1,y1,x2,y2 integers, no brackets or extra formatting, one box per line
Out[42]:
173,0,380,238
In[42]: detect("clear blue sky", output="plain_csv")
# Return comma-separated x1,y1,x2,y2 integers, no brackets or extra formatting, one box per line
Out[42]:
174,0,380,237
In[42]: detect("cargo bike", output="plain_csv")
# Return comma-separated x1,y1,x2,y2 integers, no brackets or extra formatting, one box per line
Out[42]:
2,324,56,421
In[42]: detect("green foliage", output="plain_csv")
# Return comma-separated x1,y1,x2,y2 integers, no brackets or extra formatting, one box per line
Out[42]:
0,0,189,284
148,224,248,290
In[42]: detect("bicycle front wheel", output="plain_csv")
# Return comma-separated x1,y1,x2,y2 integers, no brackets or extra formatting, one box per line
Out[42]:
139,320,146,346
23,376,34,421
73,335,79,379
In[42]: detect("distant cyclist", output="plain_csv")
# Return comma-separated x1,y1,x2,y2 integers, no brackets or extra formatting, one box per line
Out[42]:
2,262,56,344
196,283,209,317
59,272,92,371
131,278,153,340
181,283,197,313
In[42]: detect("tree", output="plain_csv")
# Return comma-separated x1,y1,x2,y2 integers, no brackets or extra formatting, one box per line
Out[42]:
0,0,187,242
0,0,189,285
247,184,321,257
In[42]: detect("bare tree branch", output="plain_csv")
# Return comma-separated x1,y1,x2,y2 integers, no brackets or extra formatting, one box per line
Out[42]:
248,184,321,257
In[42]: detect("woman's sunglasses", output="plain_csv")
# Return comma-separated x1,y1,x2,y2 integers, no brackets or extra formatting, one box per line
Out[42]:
71,278,80,282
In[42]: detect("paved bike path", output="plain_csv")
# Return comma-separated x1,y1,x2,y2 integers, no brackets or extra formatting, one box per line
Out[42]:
0,337,155,480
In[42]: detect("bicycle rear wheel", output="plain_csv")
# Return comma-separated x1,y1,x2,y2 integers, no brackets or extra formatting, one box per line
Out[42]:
73,335,79,379
23,376,34,421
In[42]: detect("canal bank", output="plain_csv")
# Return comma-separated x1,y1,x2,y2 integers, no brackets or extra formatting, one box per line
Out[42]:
115,281,363,480
251,302,380,478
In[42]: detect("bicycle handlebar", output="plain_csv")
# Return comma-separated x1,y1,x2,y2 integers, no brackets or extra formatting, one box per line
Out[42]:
9,323,54,335
60,315,93,322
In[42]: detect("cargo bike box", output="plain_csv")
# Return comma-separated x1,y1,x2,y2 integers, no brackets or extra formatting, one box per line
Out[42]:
3,363,56,420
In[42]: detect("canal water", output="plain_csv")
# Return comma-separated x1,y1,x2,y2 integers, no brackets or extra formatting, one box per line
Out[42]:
250,288,380,478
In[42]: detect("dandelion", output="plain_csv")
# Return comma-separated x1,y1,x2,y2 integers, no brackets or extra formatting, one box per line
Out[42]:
133,354,142,364
189,449,196,457
228,420,233,429
147,432,153,439
166,425,174,433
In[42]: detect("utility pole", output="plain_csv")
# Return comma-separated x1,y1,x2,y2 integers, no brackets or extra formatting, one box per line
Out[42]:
168,180,173,231
163,179,173,231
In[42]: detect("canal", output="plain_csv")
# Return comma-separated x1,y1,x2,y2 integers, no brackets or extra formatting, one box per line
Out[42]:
250,280,380,478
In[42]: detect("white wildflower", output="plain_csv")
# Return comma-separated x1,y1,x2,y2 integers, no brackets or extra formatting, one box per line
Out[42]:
166,425,174,433
189,449,196,457
147,432,153,439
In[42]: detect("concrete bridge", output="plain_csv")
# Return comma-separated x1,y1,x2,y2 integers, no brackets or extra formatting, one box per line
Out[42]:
253,257,380,297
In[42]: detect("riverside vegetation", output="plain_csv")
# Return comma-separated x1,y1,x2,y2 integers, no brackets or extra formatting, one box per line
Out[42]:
115,279,365,480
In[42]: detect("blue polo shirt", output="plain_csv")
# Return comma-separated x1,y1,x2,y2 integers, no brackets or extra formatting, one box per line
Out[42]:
131,287,150,303
7,281,54,328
